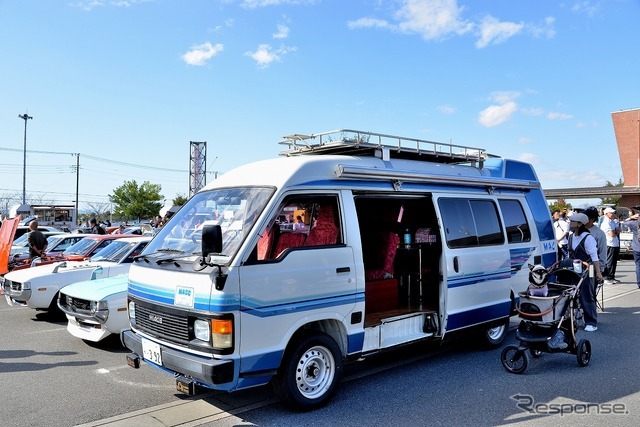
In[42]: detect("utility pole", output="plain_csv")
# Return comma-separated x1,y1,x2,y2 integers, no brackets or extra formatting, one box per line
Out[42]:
18,112,33,205
75,153,80,225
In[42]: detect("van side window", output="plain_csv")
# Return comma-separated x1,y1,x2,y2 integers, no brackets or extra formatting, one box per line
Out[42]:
498,199,531,243
255,195,341,261
470,200,504,245
439,198,504,248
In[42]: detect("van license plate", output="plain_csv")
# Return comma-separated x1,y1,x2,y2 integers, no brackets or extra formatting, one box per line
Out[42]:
141,338,162,365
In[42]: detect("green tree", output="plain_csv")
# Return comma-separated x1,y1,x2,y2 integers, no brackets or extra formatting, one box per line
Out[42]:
549,199,571,214
600,177,624,206
110,180,163,222
172,193,188,207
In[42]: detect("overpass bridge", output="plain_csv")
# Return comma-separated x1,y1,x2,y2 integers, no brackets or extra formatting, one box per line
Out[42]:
544,186,640,200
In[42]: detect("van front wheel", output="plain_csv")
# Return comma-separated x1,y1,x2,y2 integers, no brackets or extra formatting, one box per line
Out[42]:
482,319,508,348
274,332,343,411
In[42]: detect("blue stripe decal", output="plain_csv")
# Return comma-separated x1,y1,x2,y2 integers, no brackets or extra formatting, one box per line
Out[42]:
241,293,359,318
446,301,511,330
509,247,536,275
128,280,241,311
448,271,510,288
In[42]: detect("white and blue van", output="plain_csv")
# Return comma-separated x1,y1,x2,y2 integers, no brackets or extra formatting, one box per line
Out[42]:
123,130,556,409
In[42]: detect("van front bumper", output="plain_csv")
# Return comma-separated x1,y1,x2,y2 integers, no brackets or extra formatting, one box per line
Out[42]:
122,329,234,386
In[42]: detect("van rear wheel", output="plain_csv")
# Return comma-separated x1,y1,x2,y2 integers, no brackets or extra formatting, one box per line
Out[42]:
482,319,508,348
274,332,342,411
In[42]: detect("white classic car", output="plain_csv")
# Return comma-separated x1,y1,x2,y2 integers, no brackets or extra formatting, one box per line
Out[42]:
1,237,149,311
58,274,129,342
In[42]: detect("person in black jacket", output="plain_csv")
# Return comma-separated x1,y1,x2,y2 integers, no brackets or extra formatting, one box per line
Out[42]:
89,218,105,235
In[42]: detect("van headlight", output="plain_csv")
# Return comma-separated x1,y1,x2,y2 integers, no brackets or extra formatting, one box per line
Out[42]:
128,300,135,320
194,319,210,342
22,281,31,290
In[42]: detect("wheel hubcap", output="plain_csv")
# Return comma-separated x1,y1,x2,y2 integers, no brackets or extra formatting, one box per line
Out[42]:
295,345,335,399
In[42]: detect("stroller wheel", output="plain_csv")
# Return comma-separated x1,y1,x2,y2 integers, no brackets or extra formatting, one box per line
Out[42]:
577,339,591,367
530,349,542,358
501,345,528,374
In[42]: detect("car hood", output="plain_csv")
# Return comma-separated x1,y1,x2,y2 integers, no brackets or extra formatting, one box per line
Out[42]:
0,217,20,275
4,260,115,283
60,274,128,300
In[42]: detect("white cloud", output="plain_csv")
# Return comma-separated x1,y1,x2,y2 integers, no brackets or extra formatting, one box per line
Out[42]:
347,17,392,30
490,91,520,104
273,24,290,39
547,112,573,120
348,1,554,49
518,137,534,145
572,1,603,18
527,16,556,39
478,91,519,127
520,107,544,116
475,15,523,48
70,0,155,10
395,0,474,40
478,102,518,127
438,105,455,114
245,44,296,68
241,0,315,9
181,42,224,66
517,152,542,165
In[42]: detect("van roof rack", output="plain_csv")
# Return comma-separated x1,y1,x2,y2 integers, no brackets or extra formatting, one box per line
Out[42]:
278,129,494,168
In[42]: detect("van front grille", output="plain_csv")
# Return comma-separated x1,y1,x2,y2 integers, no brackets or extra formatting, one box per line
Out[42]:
135,304,190,342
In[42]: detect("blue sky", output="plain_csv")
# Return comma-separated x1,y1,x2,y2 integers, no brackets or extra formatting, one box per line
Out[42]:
1,0,638,213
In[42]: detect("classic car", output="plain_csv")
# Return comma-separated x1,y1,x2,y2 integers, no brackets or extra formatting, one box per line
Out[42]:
9,233,140,272
58,274,130,342
1,237,150,312
9,233,87,267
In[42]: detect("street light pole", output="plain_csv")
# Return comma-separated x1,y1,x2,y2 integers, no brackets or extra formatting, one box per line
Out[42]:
18,112,33,206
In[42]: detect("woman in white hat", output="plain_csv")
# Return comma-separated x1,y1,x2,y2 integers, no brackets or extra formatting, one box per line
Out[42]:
567,212,603,332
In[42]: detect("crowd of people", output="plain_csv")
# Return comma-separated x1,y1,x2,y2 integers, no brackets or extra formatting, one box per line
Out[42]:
553,206,640,332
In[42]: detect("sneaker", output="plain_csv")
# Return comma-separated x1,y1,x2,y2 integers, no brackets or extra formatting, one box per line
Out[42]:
604,280,614,285
584,325,598,332
612,279,621,284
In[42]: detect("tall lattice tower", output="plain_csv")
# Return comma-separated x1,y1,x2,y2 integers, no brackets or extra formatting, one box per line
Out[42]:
189,141,207,197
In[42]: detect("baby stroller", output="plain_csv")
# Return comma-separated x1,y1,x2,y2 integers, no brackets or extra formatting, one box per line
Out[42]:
501,262,592,374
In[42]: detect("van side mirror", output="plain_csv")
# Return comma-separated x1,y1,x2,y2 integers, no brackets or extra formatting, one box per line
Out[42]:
201,224,223,257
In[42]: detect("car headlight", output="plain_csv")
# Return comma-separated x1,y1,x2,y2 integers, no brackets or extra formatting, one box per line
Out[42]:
194,319,210,342
89,300,108,313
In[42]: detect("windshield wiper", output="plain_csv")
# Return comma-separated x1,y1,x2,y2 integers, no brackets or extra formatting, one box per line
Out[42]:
134,248,183,264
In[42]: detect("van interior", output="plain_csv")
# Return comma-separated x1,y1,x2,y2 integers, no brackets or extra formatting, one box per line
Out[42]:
354,195,442,335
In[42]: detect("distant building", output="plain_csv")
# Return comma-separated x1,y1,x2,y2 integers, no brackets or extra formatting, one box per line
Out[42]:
612,108,640,207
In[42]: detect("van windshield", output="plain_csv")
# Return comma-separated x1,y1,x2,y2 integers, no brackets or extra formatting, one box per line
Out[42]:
144,187,275,264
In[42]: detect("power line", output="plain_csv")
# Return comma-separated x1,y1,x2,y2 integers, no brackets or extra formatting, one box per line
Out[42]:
0,145,188,173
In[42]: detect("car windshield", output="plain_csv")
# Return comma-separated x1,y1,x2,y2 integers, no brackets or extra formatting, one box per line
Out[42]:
63,237,99,256
143,187,274,264
47,235,66,248
11,234,29,247
91,240,138,263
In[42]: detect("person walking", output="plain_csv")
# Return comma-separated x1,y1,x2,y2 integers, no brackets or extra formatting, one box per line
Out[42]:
27,221,48,261
553,210,570,260
584,207,607,270
600,207,621,284
567,212,603,332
